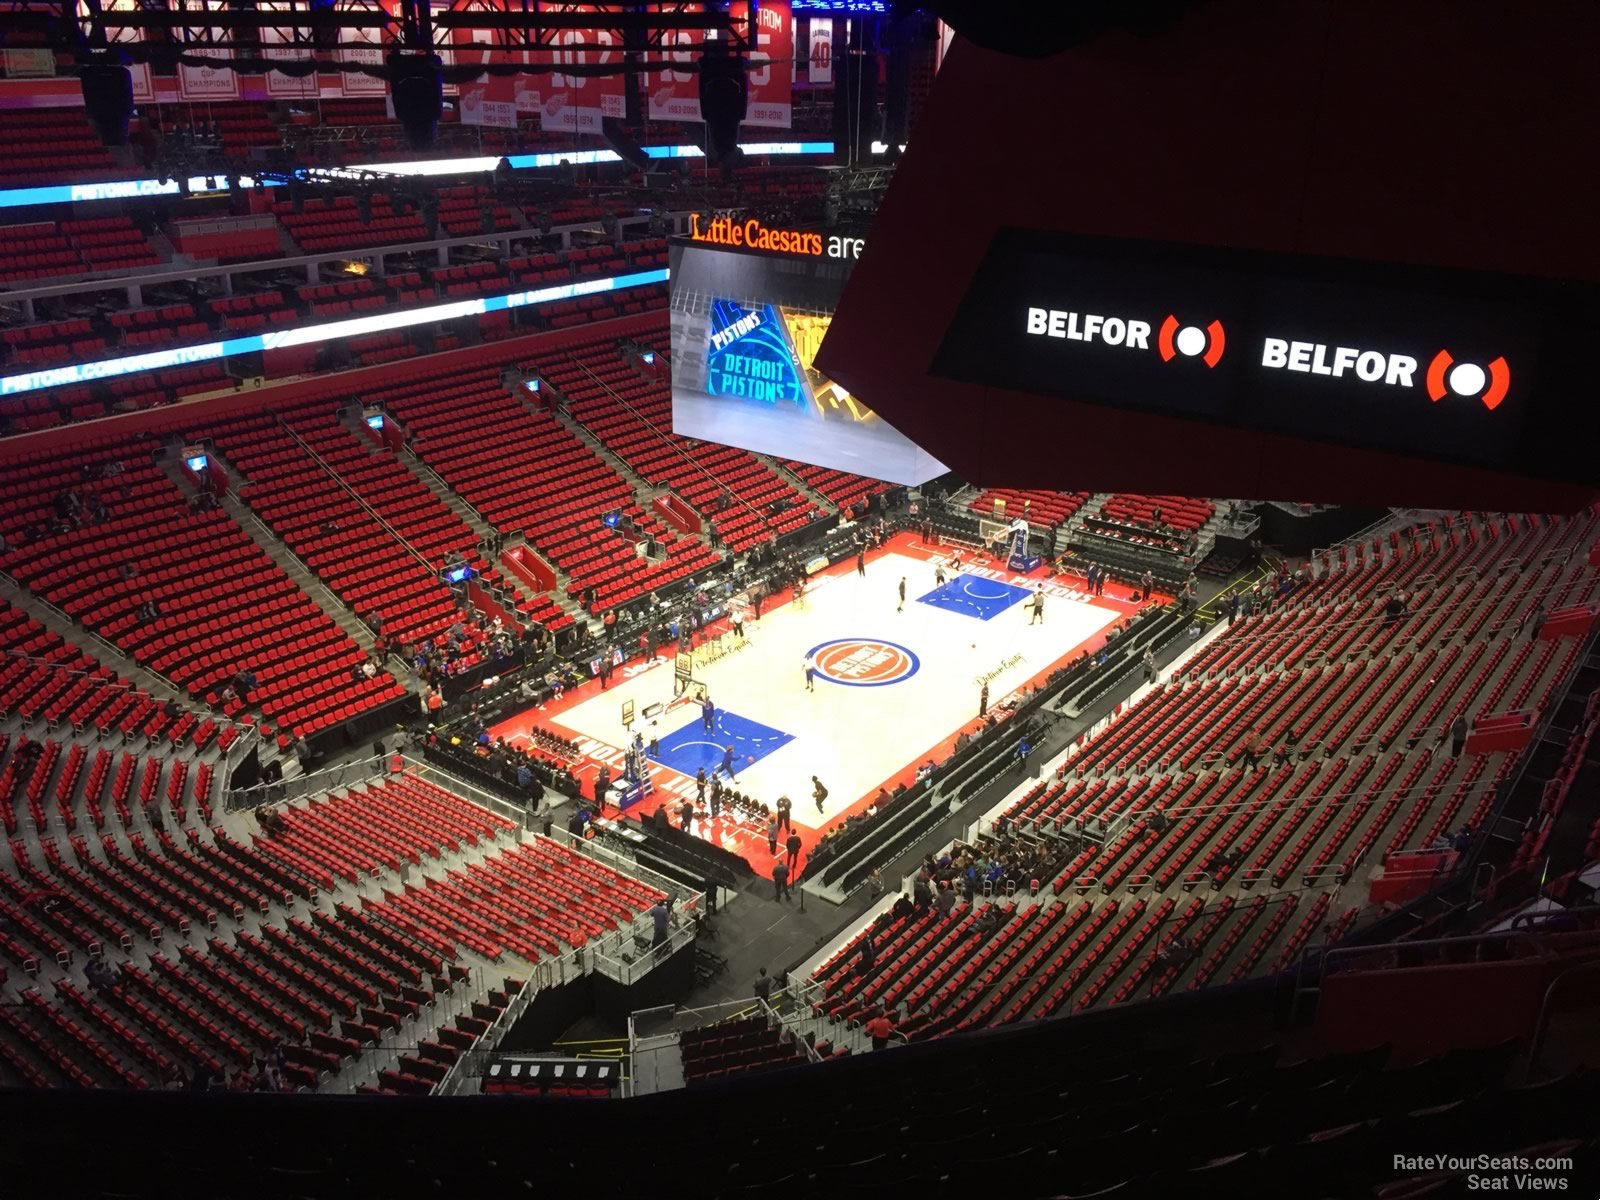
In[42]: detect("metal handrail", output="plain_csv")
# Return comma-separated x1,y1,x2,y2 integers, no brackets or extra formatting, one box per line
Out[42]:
562,352,773,536
274,415,438,577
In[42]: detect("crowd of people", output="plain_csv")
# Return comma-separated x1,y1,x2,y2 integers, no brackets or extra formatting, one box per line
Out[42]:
911,830,1064,904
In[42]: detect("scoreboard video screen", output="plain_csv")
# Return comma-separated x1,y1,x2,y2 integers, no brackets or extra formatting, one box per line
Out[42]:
930,229,1599,486
669,230,946,487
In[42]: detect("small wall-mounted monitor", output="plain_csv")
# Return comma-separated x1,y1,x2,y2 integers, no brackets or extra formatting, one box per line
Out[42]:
525,378,541,394
185,454,209,473
642,351,656,365
444,565,473,584
365,413,384,430
602,511,621,529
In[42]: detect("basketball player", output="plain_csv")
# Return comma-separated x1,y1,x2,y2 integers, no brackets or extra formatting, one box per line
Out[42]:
935,563,947,588
1030,585,1045,625
804,652,816,692
812,775,829,815
721,744,738,781
897,576,906,613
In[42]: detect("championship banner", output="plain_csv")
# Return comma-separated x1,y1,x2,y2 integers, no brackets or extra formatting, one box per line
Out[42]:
807,17,832,85
177,54,239,100
339,45,388,96
129,54,153,104
261,27,316,99
535,3,624,134
174,4,239,99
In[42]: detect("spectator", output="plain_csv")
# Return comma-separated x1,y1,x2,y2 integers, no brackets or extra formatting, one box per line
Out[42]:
1449,715,1470,757
857,928,875,974
650,898,669,948
753,967,774,1003
935,881,956,916
772,858,791,903
1241,730,1265,769
865,1008,895,1051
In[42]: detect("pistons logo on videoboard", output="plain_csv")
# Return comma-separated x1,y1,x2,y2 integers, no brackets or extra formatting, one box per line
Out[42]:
1157,316,1227,367
1425,351,1511,411
809,638,921,687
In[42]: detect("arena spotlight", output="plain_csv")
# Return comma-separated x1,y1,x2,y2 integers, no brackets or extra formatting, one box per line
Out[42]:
79,51,135,147
388,49,444,150
697,39,747,166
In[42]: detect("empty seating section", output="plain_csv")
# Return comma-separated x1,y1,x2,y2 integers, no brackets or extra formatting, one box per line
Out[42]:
433,260,513,299
968,489,1089,529
0,315,109,370
1103,493,1214,533
0,217,159,285
0,109,119,187
809,508,1600,1044
0,603,184,755
212,288,299,333
0,442,401,737
779,459,893,514
277,195,430,252
540,320,821,550
1,238,678,440
297,276,387,317
360,836,664,964
681,1015,805,1085
0,222,85,285
160,104,280,153
376,333,722,611
436,187,520,236
62,217,161,272
187,404,499,655
0,764,667,1090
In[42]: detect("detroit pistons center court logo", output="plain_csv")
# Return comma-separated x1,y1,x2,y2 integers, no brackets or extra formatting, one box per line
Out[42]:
808,639,921,687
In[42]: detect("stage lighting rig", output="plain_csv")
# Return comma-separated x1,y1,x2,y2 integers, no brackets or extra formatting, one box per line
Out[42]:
389,48,444,150
79,49,135,147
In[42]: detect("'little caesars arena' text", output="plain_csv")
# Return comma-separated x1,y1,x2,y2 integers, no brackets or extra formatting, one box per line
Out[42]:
689,214,863,260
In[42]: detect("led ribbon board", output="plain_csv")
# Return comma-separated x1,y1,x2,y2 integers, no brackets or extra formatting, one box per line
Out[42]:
0,268,670,398
0,143,835,211
931,229,1600,486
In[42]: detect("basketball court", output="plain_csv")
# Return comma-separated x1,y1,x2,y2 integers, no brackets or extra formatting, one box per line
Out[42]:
490,532,1160,884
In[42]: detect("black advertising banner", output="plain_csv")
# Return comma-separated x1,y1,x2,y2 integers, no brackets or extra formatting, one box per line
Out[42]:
931,230,1597,485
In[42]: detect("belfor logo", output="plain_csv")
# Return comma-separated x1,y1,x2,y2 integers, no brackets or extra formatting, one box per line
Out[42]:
1156,316,1226,367
1425,351,1511,411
